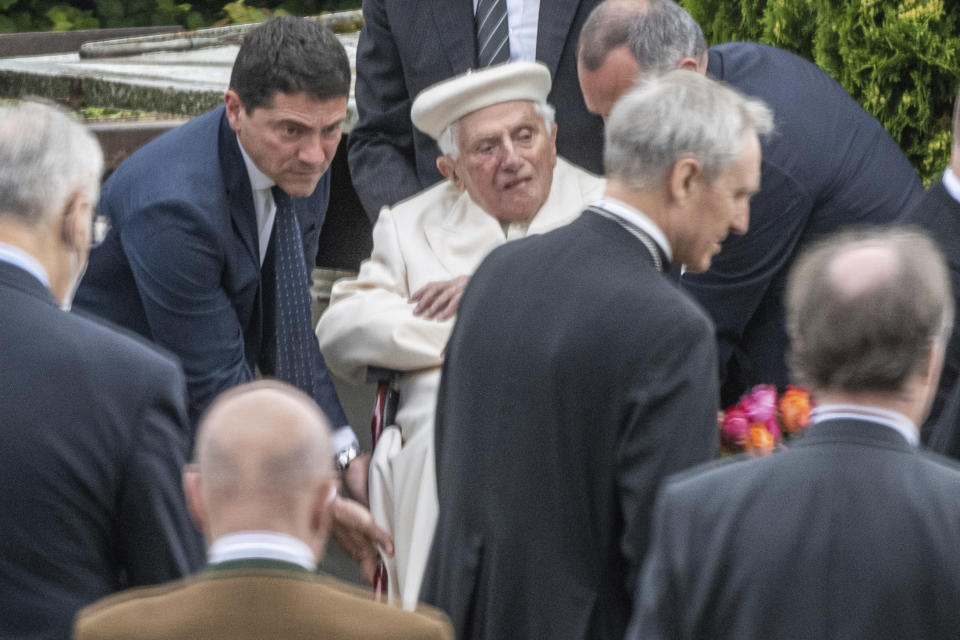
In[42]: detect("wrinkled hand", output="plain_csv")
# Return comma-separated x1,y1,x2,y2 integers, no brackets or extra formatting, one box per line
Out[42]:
330,495,394,583
342,452,371,507
410,275,469,320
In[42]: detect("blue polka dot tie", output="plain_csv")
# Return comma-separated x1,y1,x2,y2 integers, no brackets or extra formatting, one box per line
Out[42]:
262,186,315,396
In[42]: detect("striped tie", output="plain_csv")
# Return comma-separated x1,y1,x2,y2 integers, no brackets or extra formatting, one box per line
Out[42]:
476,0,510,66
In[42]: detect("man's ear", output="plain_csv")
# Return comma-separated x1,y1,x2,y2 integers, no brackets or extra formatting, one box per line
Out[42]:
60,191,87,249
667,156,702,205
183,465,207,534
309,478,338,560
224,90,244,133
437,155,464,190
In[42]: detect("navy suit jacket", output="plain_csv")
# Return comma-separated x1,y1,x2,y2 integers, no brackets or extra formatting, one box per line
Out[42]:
75,107,347,428
347,0,604,219
0,261,202,640
683,43,923,404
422,212,718,640
631,418,960,639
902,177,960,448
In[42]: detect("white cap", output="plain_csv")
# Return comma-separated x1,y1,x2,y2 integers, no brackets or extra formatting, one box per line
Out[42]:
411,61,552,141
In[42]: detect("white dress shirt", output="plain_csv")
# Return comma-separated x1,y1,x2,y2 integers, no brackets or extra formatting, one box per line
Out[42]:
942,166,960,206
237,139,359,454
811,403,919,447
207,531,316,571
0,241,50,288
473,0,540,62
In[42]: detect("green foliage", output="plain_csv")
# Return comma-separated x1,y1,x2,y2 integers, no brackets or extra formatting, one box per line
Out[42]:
0,0,358,32
681,0,960,184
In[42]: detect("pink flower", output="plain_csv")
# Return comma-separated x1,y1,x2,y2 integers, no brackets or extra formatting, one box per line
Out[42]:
741,385,781,441
720,404,750,448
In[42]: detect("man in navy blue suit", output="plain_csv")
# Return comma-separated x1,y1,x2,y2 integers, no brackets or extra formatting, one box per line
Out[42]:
577,0,923,405
0,102,202,640
75,17,391,579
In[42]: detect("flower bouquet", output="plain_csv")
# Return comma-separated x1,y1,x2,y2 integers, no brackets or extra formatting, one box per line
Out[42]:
719,385,813,456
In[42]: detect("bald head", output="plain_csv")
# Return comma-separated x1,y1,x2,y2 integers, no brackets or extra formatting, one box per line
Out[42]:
787,228,953,396
188,381,336,545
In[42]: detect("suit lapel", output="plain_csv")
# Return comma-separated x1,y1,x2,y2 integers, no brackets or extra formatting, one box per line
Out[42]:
536,0,581,77
430,0,478,73
218,112,259,269
424,191,506,277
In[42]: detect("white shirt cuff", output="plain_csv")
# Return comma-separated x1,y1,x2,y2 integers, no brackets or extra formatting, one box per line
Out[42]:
331,425,360,455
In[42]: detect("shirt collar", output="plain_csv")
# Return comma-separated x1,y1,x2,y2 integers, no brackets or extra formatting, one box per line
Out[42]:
237,136,275,192
589,197,673,262
0,241,50,288
207,531,316,571
942,166,960,205
811,403,919,447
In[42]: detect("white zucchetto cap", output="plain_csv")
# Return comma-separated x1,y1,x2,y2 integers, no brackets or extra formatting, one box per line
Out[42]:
411,61,552,141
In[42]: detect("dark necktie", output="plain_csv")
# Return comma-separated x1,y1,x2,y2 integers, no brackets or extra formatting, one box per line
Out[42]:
476,0,510,66
261,186,316,396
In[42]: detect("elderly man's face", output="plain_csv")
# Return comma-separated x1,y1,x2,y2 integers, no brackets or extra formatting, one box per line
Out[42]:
673,131,762,273
442,100,558,223
225,90,347,197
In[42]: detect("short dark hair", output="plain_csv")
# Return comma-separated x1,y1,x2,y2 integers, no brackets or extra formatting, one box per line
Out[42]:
229,16,351,113
786,227,953,394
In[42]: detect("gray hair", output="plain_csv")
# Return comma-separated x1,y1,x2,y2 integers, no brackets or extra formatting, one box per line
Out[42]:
0,102,103,226
437,101,556,160
604,69,773,191
578,0,707,74
787,227,954,394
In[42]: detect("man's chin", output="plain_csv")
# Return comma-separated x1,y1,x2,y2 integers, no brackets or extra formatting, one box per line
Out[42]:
277,174,324,197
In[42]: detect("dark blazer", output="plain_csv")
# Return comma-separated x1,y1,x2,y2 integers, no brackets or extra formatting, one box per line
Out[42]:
74,107,346,428
683,43,923,405
420,211,719,640
900,178,960,443
73,560,454,639
347,0,604,219
630,418,960,640
0,261,202,640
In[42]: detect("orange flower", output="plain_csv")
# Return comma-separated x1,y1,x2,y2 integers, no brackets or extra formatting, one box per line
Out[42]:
779,386,812,435
745,424,775,456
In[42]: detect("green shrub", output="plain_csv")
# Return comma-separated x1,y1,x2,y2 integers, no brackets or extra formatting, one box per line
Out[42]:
0,0,358,32
682,0,959,184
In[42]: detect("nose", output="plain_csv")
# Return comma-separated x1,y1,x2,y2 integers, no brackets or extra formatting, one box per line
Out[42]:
298,134,329,167
499,137,522,170
730,203,750,235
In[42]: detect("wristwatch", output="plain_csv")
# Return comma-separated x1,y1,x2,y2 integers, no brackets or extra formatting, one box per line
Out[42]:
334,444,360,472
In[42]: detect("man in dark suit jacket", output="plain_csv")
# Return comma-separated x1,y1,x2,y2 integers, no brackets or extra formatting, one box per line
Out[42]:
74,381,453,640
347,0,605,220
630,227,960,639
0,103,202,640
420,71,772,639
903,92,960,444
577,0,923,405
74,17,390,579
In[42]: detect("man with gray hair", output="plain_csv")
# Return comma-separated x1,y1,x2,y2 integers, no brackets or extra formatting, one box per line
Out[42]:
316,61,604,610
577,0,923,406
0,102,201,639
631,227,960,639
420,70,772,640
74,381,453,639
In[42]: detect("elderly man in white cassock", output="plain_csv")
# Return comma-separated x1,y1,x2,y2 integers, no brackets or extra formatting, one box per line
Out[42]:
316,61,605,609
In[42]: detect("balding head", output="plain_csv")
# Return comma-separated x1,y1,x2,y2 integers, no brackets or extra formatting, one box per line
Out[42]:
578,0,708,119
186,381,337,553
786,228,953,399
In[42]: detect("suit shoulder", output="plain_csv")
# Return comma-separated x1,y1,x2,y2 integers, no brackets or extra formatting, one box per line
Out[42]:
67,309,182,376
